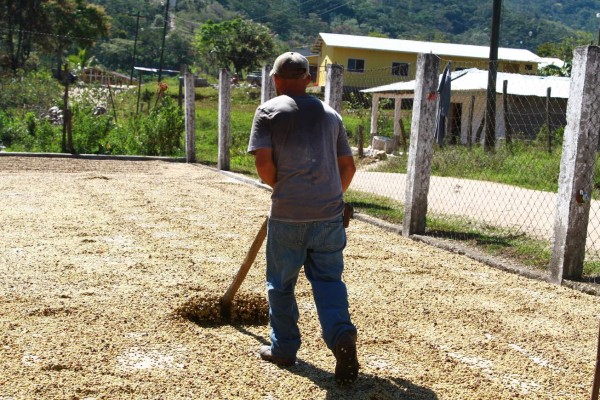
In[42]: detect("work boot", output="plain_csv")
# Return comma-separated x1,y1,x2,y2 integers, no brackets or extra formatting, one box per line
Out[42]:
334,332,359,385
259,345,296,367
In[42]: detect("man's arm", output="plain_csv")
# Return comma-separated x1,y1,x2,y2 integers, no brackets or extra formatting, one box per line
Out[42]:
337,155,356,193
254,148,277,188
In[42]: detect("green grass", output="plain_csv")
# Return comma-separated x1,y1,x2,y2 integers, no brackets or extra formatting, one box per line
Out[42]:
371,143,563,191
345,188,566,274
194,87,259,174
345,189,405,222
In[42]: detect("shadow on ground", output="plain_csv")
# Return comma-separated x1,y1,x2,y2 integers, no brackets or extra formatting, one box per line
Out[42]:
232,326,438,400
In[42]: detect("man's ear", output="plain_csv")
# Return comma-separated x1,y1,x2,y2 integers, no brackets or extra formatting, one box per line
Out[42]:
272,74,282,95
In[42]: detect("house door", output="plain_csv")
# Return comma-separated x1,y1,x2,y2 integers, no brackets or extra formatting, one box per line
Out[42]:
448,103,462,145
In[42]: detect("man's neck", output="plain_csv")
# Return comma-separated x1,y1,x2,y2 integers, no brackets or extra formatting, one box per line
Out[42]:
279,88,307,97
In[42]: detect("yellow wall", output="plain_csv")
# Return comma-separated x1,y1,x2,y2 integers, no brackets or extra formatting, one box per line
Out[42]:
316,45,538,88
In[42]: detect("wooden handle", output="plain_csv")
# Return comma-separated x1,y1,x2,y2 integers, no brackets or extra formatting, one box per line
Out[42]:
592,320,600,400
221,216,268,312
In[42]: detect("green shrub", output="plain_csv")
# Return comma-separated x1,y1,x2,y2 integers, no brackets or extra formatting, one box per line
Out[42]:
34,121,62,152
0,69,62,115
139,97,184,156
0,110,27,147
71,103,114,154
24,112,37,137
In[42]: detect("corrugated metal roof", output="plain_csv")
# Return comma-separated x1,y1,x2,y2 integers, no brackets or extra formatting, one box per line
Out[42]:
361,68,570,98
313,33,542,63
134,67,180,74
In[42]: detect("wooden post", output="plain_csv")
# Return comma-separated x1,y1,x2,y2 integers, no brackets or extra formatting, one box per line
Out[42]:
549,46,600,283
184,69,196,163
591,320,600,400
547,87,552,153
324,63,343,114
399,118,408,153
218,68,231,171
393,97,401,152
62,64,68,153
370,93,379,145
475,113,485,144
484,60,498,152
403,53,440,236
467,96,475,148
178,64,185,109
503,80,511,145
107,78,118,123
261,64,276,104
136,70,143,115
358,125,364,158
484,0,501,152
61,64,74,154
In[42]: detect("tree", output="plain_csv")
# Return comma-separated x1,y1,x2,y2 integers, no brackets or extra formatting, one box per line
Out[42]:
0,0,47,70
536,33,593,63
43,0,110,73
194,17,276,77
0,0,109,71
536,33,593,76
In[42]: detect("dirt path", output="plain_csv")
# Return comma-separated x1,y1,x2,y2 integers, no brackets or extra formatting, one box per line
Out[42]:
1,156,599,399
352,170,600,256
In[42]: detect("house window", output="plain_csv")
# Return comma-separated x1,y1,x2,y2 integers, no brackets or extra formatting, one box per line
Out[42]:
391,62,409,77
525,64,533,71
347,58,365,73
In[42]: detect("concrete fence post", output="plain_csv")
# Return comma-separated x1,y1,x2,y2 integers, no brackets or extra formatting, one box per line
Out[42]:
324,64,344,114
402,53,440,236
261,65,276,104
549,46,600,283
184,69,196,163
218,68,231,171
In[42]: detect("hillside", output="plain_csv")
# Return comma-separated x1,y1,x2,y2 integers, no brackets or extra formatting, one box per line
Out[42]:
89,0,597,72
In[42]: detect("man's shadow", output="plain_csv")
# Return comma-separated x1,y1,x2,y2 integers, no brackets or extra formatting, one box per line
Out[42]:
235,326,438,400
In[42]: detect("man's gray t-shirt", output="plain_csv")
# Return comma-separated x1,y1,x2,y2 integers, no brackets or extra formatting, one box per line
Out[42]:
248,94,352,222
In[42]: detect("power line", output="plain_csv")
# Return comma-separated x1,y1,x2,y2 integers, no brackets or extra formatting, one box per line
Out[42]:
314,0,355,18
247,0,319,23
172,14,201,27
0,28,101,43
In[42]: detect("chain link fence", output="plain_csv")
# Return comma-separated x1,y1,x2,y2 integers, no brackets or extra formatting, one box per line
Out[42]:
339,52,600,277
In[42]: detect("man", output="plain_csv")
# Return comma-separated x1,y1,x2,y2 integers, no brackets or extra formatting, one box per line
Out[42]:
247,52,358,385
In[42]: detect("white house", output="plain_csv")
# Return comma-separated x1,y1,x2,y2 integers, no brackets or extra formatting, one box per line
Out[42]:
361,68,570,145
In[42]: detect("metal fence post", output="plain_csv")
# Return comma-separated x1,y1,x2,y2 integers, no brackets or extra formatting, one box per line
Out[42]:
218,68,231,171
261,65,276,104
325,64,344,114
402,53,440,236
184,69,196,163
549,46,600,283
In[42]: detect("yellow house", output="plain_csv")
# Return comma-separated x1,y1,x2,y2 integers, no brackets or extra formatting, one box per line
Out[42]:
311,33,542,88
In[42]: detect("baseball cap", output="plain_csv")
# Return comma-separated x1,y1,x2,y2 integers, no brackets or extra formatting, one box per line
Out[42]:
270,52,309,79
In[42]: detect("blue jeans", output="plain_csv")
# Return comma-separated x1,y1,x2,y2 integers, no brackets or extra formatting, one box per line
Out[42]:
265,216,356,359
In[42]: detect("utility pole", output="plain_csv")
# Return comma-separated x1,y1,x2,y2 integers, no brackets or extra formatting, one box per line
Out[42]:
484,0,502,151
128,11,143,86
158,0,170,82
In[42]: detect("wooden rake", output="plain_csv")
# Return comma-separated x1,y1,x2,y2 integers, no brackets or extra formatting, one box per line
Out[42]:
220,216,268,319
